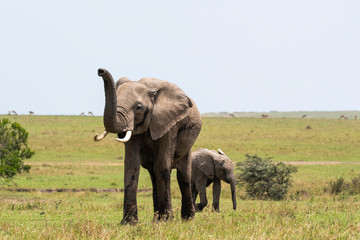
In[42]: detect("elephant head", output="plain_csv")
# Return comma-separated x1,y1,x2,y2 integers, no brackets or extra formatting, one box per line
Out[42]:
94,68,193,142
196,148,237,210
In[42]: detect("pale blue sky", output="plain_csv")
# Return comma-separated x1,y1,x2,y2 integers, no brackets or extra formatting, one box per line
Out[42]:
1,1,359,115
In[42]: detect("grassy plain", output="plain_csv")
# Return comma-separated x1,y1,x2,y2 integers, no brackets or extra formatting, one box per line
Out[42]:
203,110,360,119
0,115,359,239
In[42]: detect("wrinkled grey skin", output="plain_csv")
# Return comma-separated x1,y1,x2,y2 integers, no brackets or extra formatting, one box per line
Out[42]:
191,148,237,212
96,68,201,224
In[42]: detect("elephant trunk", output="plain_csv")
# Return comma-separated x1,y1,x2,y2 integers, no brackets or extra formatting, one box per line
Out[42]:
98,68,128,134
230,178,237,210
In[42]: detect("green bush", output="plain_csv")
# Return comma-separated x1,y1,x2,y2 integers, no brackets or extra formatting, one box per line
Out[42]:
0,118,34,181
237,154,297,200
350,175,360,194
329,177,347,194
329,175,360,195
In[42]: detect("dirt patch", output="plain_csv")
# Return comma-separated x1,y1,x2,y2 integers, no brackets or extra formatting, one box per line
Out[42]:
7,188,151,193
28,161,360,166
28,162,124,166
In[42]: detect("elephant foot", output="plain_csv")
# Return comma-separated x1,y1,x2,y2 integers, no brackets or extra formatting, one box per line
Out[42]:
154,210,174,222
195,203,205,212
212,204,220,213
181,205,195,220
181,214,195,221
120,216,138,225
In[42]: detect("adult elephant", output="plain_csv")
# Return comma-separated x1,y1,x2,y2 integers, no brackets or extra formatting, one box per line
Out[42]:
191,148,237,212
94,68,202,224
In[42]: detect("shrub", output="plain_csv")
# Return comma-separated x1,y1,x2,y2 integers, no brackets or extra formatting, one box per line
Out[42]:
350,175,360,194
329,175,360,195
329,177,347,194
0,118,34,181
237,154,297,200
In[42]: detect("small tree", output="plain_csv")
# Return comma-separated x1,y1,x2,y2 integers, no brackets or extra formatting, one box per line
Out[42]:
237,154,297,200
0,118,34,181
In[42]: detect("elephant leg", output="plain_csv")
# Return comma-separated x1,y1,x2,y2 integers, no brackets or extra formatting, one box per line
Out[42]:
212,178,221,212
153,132,179,221
148,170,159,215
121,142,141,225
154,166,172,220
176,154,195,220
195,176,208,212
191,181,198,209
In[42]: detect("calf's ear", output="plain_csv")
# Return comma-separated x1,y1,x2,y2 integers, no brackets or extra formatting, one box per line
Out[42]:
198,154,215,179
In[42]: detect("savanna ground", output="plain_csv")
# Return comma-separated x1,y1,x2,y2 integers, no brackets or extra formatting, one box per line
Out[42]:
0,115,359,239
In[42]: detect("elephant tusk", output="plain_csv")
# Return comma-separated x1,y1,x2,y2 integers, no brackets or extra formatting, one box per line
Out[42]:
115,131,132,143
94,130,109,142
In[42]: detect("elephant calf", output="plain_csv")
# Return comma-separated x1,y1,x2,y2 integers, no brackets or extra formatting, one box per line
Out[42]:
191,148,237,212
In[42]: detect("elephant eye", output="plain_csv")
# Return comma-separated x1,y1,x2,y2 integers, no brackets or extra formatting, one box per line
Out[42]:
135,103,143,111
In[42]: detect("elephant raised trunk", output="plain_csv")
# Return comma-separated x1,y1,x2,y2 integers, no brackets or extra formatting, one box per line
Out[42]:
96,68,131,141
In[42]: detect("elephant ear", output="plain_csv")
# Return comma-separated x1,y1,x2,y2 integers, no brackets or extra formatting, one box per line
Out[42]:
115,77,131,89
214,155,226,175
197,153,215,179
149,82,193,140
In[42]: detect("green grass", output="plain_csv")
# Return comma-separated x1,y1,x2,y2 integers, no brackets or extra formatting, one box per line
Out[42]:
1,115,360,239
196,117,360,162
1,191,359,239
